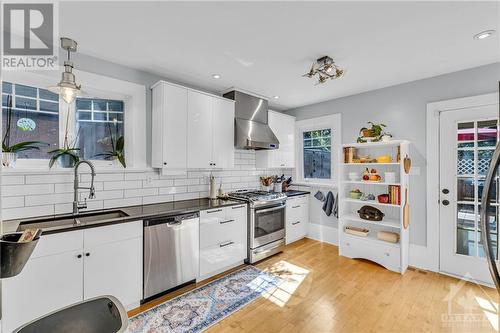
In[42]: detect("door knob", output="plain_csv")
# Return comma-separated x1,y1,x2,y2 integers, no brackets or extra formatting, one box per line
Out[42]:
442,188,450,194
442,199,450,206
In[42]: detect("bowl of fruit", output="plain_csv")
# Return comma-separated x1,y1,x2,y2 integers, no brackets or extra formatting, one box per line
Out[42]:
350,189,363,199
362,168,381,182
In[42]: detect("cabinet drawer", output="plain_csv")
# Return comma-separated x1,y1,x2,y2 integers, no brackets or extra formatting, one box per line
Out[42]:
31,230,84,258
200,215,246,249
226,204,247,218
199,240,246,278
286,219,307,244
341,234,400,272
84,221,142,248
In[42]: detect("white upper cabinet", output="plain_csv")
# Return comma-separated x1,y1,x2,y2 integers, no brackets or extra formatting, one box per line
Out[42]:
152,81,235,171
187,91,214,168
151,82,188,173
187,91,234,169
212,97,235,169
256,111,296,168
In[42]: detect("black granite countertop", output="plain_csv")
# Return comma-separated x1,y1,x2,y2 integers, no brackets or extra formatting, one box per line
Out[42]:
5,198,246,235
283,190,311,197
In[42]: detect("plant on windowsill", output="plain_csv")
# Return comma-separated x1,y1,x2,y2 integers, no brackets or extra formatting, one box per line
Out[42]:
48,109,80,168
357,122,387,143
2,94,46,168
94,121,126,168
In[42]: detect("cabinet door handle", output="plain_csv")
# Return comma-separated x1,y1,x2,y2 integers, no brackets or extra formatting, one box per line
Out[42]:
281,164,285,166
220,219,235,224
220,241,234,248
85,253,90,257
232,205,246,209
163,162,167,166
207,208,222,214
77,254,82,259
292,221,301,225
292,205,301,208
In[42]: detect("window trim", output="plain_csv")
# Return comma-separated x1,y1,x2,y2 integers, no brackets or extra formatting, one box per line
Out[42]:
1,69,146,171
295,114,341,186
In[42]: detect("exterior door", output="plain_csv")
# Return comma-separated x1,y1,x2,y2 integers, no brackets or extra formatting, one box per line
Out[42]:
439,104,499,284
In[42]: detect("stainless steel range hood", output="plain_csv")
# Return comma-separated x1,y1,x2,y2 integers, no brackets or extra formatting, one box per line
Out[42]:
223,90,279,150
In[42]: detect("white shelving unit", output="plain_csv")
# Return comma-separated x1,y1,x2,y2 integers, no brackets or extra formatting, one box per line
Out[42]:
339,140,410,274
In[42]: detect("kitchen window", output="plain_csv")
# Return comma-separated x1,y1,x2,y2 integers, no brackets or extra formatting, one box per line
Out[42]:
1,81,59,159
295,114,341,185
303,129,331,179
76,98,125,160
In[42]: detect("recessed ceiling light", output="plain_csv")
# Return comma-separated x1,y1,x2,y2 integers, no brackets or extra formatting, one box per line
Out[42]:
212,74,221,79
474,30,496,40
273,95,280,99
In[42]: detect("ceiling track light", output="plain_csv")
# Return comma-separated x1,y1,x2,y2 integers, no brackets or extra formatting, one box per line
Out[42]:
303,55,344,85
474,29,496,40
48,37,82,104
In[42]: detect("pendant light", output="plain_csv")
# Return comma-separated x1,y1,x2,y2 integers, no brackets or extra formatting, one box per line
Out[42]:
49,37,81,104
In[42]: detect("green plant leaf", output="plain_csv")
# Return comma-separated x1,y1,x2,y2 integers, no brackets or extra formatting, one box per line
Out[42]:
116,136,124,152
118,153,126,168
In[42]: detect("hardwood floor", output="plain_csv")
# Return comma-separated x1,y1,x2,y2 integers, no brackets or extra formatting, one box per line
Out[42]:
129,238,499,332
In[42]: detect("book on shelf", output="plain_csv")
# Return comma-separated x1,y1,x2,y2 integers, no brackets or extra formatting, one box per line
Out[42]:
388,185,401,205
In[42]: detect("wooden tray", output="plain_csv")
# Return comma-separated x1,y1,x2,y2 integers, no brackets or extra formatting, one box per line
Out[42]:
345,226,369,237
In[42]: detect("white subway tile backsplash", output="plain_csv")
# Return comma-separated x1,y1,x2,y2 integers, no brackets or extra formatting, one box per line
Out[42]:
25,174,73,184
103,197,142,209
2,196,24,208
2,175,25,185
143,194,174,205
2,184,54,197
125,188,158,198
104,180,143,190
1,150,293,220
158,186,187,195
3,205,54,220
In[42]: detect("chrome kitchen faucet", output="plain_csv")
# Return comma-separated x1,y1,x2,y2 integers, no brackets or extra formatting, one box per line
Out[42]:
73,160,96,215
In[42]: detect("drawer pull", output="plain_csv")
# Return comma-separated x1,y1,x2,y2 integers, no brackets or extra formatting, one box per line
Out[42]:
292,205,301,208
346,242,350,246
232,205,246,209
292,221,301,225
220,219,235,224
207,209,222,214
384,252,390,257
220,241,234,248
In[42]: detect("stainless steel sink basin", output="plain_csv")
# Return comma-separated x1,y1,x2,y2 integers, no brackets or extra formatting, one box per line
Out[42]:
17,210,129,232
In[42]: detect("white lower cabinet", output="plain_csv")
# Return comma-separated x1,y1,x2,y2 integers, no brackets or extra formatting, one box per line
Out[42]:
2,221,143,333
199,204,247,279
286,195,309,244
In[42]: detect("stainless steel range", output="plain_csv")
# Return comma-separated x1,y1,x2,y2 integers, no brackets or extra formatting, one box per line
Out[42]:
228,190,286,263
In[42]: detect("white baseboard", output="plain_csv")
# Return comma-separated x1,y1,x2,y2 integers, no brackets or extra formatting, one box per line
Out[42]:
306,223,338,245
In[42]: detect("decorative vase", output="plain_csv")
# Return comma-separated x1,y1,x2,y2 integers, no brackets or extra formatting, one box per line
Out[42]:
2,152,17,168
57,154,77,168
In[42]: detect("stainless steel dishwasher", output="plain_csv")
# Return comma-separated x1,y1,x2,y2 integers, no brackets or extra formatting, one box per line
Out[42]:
143,212,199,301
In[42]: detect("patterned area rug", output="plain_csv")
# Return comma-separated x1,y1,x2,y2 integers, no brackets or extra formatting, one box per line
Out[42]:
128,266,281,333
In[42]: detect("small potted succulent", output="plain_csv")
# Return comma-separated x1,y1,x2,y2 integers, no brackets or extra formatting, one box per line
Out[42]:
94,122,126,168
48,111,80,168
2,94,45,167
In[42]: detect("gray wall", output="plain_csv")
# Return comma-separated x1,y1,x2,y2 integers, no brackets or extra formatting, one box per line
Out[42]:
285,62,500,246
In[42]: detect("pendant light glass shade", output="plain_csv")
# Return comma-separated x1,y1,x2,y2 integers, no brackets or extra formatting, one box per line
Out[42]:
49,37,81,104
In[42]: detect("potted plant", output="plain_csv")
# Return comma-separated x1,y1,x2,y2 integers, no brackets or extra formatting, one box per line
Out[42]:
2,94,45,167
357,122,387,142
48,110,80,168
94,122,126,168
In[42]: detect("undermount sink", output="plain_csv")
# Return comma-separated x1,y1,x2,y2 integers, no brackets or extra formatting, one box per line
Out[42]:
17,210,129,231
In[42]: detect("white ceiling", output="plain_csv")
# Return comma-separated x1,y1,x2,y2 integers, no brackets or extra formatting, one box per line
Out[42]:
60,1,500,110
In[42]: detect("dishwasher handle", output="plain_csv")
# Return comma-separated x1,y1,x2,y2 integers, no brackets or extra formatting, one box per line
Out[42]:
144,212,199,227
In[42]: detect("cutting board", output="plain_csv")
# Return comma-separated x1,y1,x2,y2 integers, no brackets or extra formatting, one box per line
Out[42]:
403,189,409,229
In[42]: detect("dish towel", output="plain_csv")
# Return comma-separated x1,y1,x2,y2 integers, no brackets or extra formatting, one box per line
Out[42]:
314,190,325,202
322,191,335,216
333,193,338,218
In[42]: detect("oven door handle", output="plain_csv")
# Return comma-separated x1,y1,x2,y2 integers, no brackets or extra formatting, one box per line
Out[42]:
255,204,286,214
